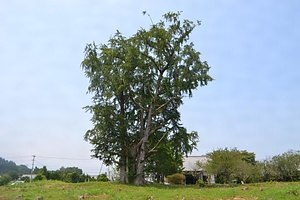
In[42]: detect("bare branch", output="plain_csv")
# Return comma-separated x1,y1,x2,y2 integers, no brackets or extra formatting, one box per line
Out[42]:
153,96,178,114
145,150,157,160
149,119,170,136
148,131,169,155
133,137,144,152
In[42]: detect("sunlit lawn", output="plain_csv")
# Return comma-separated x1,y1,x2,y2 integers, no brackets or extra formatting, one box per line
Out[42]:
0,181,299,200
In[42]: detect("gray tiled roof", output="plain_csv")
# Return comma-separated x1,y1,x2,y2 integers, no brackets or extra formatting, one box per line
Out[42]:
183,156,208,171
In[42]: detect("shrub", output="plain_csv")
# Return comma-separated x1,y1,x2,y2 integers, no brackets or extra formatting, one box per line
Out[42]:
97,174,109,182
64,172,80,183
0,174,12,186
197,179,205,187
8,171,19,180
33,174,47,181
20,176,30,183
166,173,185,184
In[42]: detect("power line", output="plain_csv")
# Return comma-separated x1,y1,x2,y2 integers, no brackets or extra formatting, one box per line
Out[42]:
36,155,97,161
2,154,104,174
34,160,47,167
2,155,99,161
1,156,32,159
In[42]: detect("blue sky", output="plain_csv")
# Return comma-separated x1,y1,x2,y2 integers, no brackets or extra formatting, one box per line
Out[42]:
1,1,299,174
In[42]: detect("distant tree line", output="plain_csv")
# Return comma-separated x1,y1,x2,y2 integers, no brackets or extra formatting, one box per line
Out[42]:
0,157,31,186
201,149,300,184
27,166,108,183
0,157,108,186
0,157,31,175
30,166,109,183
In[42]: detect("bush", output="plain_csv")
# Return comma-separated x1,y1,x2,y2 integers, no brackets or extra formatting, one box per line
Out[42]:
8,171,19,180
64,172,80,183
97,174,109,182
166,173,185,184
33,174,47,181
0,174,12,186
20,176,30,183
197,179,205,187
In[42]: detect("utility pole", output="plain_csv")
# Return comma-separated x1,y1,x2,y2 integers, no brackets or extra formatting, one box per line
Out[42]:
30,155,36,182
107,166,110,181
99,162,103,175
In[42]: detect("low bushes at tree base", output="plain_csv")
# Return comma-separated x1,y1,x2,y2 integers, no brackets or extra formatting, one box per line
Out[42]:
166,173,186,184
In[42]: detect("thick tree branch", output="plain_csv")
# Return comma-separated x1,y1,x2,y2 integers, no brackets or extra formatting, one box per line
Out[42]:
149,119,170,136
153,96,178,114
147,131,169,156
144,150,157,160
133,116,170,154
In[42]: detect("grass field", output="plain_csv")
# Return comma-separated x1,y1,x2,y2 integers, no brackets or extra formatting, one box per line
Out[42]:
0,181,299,200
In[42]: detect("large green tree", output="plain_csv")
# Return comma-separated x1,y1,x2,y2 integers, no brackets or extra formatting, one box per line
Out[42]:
82,12,212,185
203,148,258,184
262,150,300,181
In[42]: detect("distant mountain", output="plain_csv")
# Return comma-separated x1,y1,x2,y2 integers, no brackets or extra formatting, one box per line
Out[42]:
0,157,31,175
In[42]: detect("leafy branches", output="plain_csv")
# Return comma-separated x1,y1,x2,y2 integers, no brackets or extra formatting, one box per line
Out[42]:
82,11,212,185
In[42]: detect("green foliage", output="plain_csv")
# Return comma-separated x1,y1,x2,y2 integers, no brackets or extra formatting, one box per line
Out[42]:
145,131,198,183
82,11,212,185
59,167,83,175
7,171,19,180
0,174,12,186
145,143,182,183
64,172,80,183
0,157,18,175
204,148,257,184
33,174,47,181
39,166,50,180
97,174,109,182
20,176,30,183
204,149,300,184
166,173,185,184
261,150,300,182
241,151,256,165
287,189,299,197
0,157,31,176
197,179,205,187
18,165,31,175
27,166,91,183
1,180,300,199
48,171,61,180
32,167,41,174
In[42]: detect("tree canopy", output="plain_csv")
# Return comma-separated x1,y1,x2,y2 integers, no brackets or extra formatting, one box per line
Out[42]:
203,149,300,184
0,157,31,175
203,148,259,184
82,11,212,185
262,150,300,181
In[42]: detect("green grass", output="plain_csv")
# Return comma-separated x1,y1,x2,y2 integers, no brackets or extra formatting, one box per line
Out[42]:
0,181,299,200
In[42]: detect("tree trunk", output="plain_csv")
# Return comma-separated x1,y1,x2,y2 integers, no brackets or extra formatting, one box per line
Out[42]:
134,116,152,185
119,163,126,183
119,90,129,183
125,155,129,183
160,173,165,183
134,139,147,185
119,154,129,183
